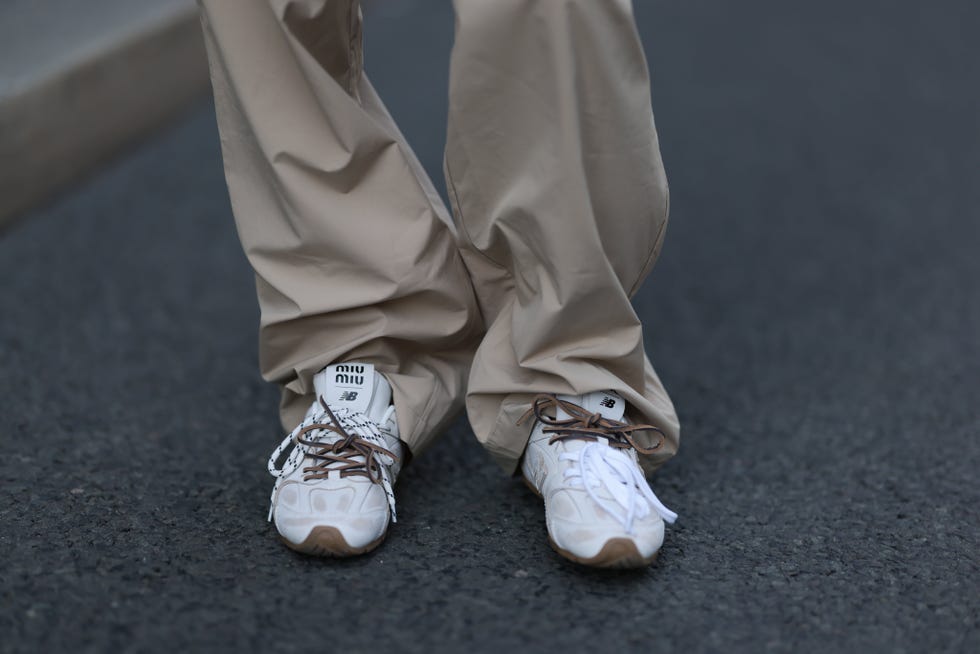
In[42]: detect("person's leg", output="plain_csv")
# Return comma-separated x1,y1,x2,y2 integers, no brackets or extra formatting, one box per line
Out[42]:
199,0,481,454
445,0,678,473
198,0,482,554
445,0,679,566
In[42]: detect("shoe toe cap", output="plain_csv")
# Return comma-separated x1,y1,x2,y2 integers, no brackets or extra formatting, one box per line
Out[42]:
628,519,666,559
546,502,666,562
273,481,390,549
548,520,665,564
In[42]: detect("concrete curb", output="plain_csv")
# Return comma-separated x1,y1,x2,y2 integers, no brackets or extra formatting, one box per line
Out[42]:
0,4,209,228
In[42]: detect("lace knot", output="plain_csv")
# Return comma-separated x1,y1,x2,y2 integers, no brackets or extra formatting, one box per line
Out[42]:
516,393,666,455
519,393,677,531
267,398,400,522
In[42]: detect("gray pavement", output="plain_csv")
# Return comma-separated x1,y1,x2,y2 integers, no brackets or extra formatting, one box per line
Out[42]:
0,0,204,225
0,0,192,93
1,1,978,652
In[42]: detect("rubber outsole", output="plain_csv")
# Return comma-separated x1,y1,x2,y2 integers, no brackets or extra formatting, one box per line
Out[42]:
280,526,386,558
549,535,658,569
522,473,660,569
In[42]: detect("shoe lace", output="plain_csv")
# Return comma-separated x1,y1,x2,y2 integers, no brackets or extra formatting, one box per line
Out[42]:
267,398,399,522
517,394,677,532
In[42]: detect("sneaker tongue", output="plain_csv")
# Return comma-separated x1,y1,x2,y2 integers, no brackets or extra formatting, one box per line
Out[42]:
555,390,626,422
313,363,391,422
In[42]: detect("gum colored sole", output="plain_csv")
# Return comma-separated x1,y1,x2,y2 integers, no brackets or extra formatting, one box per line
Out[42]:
281,526,385,558
522,473,659,569
549,535,658,569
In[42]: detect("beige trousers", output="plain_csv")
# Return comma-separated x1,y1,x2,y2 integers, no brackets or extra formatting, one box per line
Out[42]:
198,0,679,475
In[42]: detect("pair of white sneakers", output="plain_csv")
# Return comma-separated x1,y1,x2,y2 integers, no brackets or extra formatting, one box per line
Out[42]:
267,363,676,568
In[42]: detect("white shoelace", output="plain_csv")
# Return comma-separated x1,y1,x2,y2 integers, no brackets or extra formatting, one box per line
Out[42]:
267,404,399,522
559,438,678,533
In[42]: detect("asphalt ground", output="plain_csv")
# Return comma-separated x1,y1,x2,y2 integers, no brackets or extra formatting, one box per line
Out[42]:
1,1,978,652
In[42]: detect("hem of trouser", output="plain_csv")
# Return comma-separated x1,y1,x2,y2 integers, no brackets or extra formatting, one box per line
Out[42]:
484,393,536,476
392,375,442,462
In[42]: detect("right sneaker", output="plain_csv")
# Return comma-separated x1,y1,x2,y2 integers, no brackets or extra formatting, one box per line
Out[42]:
267,362,403,556
519,391,677,568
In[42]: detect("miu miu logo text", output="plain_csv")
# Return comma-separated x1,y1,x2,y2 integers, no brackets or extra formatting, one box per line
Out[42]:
335,364,366,386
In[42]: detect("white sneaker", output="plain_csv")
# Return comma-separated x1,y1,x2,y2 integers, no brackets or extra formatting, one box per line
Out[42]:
519,391,677,568
267,363,403,556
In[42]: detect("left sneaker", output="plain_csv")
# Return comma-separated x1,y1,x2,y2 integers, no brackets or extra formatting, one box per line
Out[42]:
518,391,677,568
266,363,402,556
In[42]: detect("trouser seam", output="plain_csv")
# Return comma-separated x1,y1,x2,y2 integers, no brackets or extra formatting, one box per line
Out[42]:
627,186,670,298
444,129,510,272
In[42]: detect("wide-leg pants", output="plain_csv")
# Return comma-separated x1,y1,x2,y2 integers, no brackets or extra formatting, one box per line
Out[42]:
198,0,679,475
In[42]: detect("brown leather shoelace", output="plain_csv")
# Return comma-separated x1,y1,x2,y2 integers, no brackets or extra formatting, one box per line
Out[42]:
516,393,665,454
293,398,398,484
